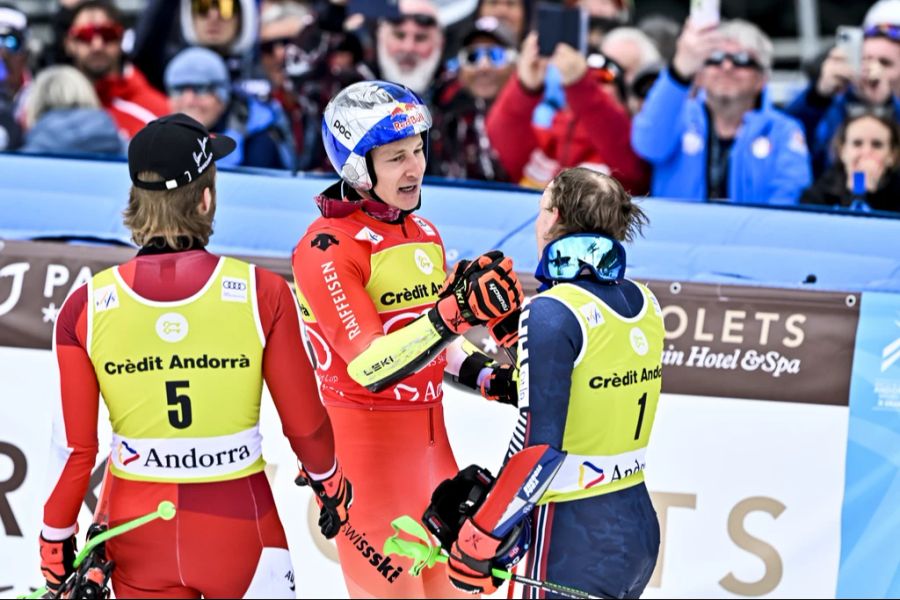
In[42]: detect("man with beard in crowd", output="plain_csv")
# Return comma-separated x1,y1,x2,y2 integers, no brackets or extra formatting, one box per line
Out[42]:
64,0,169,139
375,0,445,102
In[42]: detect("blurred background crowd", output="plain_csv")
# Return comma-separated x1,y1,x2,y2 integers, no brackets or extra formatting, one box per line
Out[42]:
1,0,898,213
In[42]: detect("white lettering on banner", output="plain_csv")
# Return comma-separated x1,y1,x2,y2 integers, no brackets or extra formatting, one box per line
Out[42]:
0,347,847,599
0,262,30,316
321,261,361,340
44,264,91,299
661,306,806,348
661,345,803,378
44,265,68,298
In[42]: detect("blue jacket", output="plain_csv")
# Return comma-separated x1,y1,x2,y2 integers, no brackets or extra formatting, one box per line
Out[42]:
215,94,295,171
631,68,812,205
785,87,900,177
20,108,124,156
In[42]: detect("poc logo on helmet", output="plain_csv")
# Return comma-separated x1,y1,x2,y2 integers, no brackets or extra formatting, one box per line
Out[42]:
333,119,352,140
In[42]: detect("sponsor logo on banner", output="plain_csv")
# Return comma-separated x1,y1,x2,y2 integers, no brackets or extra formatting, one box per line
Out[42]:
221,277,248,302
646,281,861,405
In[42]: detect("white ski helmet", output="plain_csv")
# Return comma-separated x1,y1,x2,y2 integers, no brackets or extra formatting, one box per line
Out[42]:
322,80,432,192
864,0,900,28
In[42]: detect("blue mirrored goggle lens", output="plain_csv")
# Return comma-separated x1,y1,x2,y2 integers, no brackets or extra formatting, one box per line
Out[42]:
462,46,510,67
1,34,23,52
541,235,623,281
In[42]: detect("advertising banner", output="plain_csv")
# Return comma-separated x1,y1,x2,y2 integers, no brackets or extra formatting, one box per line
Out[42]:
838,291,900,598
0,239,888,598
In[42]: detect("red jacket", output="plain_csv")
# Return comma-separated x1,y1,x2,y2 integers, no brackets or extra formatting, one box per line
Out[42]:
94,65,170,140
486,75,648,195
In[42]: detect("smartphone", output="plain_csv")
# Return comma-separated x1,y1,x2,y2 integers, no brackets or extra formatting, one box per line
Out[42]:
689,0,720,28
536,2,588,57
836,25,864,74
347,0,401,20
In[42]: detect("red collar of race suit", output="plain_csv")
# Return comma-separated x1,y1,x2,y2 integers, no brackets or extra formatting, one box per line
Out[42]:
313,180,420,223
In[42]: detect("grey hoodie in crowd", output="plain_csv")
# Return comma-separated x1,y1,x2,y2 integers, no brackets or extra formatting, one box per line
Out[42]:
20,108,124,156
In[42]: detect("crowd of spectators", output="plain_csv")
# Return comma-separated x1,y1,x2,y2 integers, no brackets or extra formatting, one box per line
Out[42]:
1,0,899,213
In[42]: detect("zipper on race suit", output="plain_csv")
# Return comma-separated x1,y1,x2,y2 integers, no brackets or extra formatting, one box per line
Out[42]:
428,407,435,446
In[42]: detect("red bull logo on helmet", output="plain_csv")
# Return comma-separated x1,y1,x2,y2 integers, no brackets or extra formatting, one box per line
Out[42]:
391,102,427,131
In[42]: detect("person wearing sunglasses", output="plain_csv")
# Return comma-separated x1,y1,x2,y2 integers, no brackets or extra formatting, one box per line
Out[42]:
164,46,295,170
487,32,649,194
785,21,900,179
439,166,663,598
64,0,169,140
427,16,516,181
376,0,445,98
632,19,812,204
129,0,258,93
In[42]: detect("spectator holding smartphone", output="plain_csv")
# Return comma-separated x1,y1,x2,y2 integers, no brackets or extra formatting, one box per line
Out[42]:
487,32,649,194
632,19,811,204
786,20,900,178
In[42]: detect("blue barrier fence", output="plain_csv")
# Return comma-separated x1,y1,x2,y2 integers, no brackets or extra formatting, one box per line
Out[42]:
3,153,900,596
2,153,900,292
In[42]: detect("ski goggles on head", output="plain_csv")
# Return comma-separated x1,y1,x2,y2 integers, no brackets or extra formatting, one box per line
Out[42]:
68,23,123,44
191,0,237,19
865,23,900,41
536,233,626,284
0,32,24,53
704,50,762,70
458,45,515,67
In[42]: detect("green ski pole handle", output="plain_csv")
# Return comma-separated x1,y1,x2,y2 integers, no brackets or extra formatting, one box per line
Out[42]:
21,500,176,599
383,515,601,599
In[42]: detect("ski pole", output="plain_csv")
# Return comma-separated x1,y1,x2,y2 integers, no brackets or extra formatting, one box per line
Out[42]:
21,500,177,599
383,515,602,600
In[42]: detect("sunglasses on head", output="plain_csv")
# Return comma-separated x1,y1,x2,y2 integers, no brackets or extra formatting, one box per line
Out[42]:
191,0,237,19
458,45,514,67
704,50,762,70
386,13,438,28
68,23,123,44
536,233,626,284
0,32,23,52
865,23,900,42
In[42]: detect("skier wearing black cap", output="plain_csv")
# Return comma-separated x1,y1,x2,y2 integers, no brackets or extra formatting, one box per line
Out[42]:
39,113,351,598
